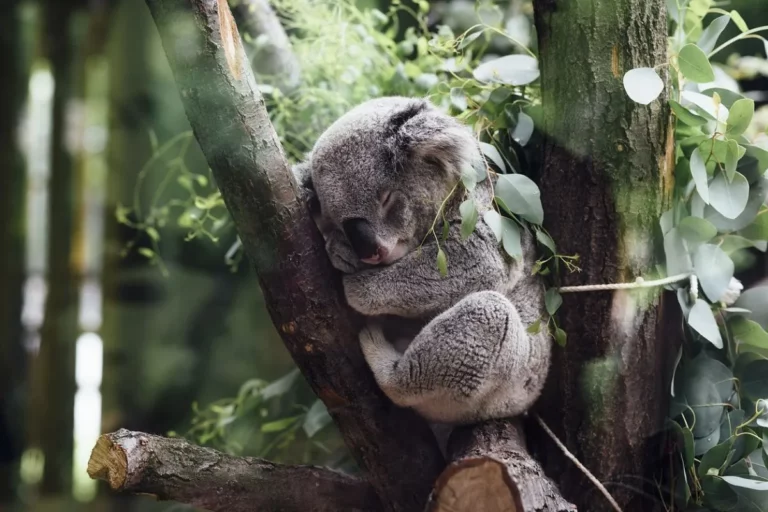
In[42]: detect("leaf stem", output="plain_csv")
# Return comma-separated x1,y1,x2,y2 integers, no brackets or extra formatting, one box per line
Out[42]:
708,26,768,58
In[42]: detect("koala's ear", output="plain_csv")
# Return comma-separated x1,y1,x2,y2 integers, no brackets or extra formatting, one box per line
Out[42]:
291,161,320,214
390,101,483,177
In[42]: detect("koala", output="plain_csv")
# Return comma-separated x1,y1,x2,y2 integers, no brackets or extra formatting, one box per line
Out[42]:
293,96,551,425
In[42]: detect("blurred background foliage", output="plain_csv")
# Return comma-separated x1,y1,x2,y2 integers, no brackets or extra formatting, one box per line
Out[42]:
0,0,766,511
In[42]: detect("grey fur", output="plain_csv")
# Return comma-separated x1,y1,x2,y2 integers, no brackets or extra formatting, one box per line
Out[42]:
293,96,551,425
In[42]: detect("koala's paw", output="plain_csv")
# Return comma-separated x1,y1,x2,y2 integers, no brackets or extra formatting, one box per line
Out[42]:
359,324,397,371
326,239,361,274
343,274,375,314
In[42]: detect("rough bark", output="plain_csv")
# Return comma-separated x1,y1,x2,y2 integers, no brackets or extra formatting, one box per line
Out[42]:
532,1,673,511
141,0,444,510
229,0,301,92
429,420,576,512
87,429,380,512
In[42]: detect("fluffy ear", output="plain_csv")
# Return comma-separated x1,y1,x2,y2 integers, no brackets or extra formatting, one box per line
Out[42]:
389,101,484,178
291,160,320,215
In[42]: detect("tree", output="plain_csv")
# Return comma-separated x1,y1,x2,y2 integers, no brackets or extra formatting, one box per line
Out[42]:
87,0,677,511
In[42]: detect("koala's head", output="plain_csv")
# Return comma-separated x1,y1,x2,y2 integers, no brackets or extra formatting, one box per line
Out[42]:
304,97,484,266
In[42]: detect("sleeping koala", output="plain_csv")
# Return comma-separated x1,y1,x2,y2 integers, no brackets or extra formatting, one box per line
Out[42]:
293,96,551,425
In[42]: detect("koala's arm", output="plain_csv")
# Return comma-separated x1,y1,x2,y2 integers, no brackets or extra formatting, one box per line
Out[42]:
343,220,507,318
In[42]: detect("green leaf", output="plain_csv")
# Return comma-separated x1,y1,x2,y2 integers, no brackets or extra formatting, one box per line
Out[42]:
694,244,735,302
510,112,534,146
461,165,477,191
495,174,544,225
554,327,567,347
700,87,747,109
622,67,664,105
741,211,768,242
725,140,740,182
436,248,448,277
441,220,449,243
735,287,768,330
262,369,300,400
699,440,733,478
473,55,539,86
500,217,522,260
303,400,332,438
483,210,503,242
138,247,154,259
691,147,710,204
480,142,506,172
146,227,160,242
459,199,478,240
670,99,708,126
730,317,768,349
722,476,768,490
678,43,716,83
536,229,556,254
450,87,468,111
688,299,723,348
727,98,755,137
697,15,731,54
664,227,693,276
730,11,748,32
261,415,300,433
678,216,717,245
709,172,750,219
668,420,695,468
526,319,542,334
545,289,563,316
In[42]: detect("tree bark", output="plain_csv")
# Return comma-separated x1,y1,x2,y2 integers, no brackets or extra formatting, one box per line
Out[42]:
229,0,301,92
532,1,673,511
141,1,444,510
429,420,576,512
87,429,380,512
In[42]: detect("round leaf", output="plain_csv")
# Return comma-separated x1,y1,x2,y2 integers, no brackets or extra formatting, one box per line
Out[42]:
622,67,664,105
735,287,768,330
709,172,750,220
483,210,503,242
690,147,710,204
678,43,716,83
480,142,506,172
495,174,544,225
545,288,563,316
678,216,717,244
694,244,735,302
459,199,479,240
740,360,768,401
726,98,755,137
473,55,539,86
670,99,708,126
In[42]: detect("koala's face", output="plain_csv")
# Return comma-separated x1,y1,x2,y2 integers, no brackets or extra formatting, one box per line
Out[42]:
307,97,480,267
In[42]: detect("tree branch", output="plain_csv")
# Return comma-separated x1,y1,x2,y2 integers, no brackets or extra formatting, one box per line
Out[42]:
87,429,380,512
229,0,301,92
141,0,444,510
428,420,576,512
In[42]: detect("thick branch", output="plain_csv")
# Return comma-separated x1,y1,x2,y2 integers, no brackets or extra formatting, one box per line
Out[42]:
428,420,576,512
229,0,301,92
142,1,444,510
87,429,380,512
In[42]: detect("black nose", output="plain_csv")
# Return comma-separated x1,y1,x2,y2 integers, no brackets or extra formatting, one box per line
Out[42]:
342,218,379,259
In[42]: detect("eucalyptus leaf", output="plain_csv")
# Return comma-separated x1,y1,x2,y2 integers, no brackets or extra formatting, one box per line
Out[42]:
694,244,735,301
697,15,731,54
262,369,300,400
688,299,723,348
741,211,768,242
709,172,750,220
622,67,664,105
730,11,748,32
554,327,567,347
664,227,693,276
727,98,755,137
670,99,708,126
545,288,563,316
511,112,534,146
725,140,740,182
261,415,301,433
450,87,468,112
483,210,503,242
480,142,506,172
691,147,710,204
706,178,768,231
436,248,448,277
699,441,734,478
701,87,748,109
536,229,556,254
740,360,768,401
459,199,479,240
495,174,544,224
730,317,768,349
735,287,768,330
500,217,522,260
682,90,729,122
722,476,768,491
473,55,539,86
679,44,716,83
461,165,477,191
679,216,717,245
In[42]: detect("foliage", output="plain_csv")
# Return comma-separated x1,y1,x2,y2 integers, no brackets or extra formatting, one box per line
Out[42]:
621,2,768,509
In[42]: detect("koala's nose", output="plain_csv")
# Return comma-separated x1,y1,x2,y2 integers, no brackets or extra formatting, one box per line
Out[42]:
342,218,381,261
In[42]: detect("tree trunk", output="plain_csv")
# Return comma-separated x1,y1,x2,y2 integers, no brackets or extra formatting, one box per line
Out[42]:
0,0,30,500
25,0,82,496
141,0,444,510
532,1,673,511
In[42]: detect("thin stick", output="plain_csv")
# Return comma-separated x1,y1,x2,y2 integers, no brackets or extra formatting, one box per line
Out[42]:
535,414,624,512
